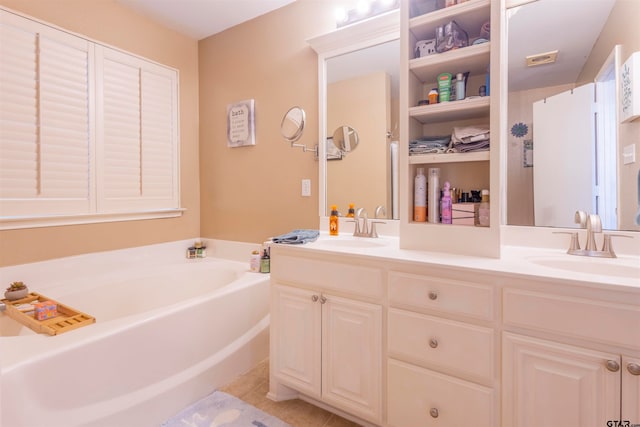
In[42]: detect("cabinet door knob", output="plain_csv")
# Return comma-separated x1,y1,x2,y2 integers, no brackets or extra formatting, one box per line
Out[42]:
429,408,439,418
606,360,620,372
429,338,438,349
311,295,319,302
628,362,640,376
428,291,438,300
320,295,327,304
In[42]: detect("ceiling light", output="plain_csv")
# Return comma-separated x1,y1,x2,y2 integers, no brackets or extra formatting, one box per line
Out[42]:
526,50,558,67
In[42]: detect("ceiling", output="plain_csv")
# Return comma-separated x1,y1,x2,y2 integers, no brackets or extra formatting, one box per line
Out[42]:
115,0,296,40
508,0,616,92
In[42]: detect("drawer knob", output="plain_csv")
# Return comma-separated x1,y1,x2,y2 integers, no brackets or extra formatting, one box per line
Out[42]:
628,363,640,376
311,295,319,302
428,291,438,300
430,408,439,418
429,338,438,349
320,295,327,304
606,360,620,372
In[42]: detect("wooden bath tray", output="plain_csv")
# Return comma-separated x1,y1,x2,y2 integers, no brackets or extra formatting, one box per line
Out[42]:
1,292,95,335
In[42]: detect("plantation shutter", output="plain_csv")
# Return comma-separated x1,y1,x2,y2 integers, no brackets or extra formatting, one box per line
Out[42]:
0,11,93,217
1,8,180,227
96,46,178,213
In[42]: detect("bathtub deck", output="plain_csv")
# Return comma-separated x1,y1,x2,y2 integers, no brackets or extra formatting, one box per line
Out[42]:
220,358,361,427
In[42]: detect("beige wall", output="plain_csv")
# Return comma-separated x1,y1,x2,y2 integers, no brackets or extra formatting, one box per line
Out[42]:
0,0,200,266
198,0,337,244
578,0,640,231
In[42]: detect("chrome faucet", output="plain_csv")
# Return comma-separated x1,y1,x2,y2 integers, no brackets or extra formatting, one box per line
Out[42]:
349,206,386,238
556,210,631,258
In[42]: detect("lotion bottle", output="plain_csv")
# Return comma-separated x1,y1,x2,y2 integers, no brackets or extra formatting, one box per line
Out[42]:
414,168,427,222
441,181,452,224
329,205,339,236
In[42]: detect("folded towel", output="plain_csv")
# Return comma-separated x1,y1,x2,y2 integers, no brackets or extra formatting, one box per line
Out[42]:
272,229,320,245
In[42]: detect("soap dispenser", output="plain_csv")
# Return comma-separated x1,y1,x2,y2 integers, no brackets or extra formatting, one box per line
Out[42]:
329,205,339,236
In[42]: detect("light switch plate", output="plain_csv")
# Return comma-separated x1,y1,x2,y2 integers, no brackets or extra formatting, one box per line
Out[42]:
623,144,636,164
301,179,311,197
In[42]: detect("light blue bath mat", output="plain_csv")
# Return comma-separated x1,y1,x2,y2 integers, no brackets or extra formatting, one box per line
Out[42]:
161,390,291,427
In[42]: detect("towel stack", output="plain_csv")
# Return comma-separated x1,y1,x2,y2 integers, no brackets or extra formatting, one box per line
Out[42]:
449,125,490,153
409,135,451,155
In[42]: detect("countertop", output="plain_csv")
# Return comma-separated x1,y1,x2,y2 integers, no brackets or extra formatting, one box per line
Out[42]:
272,233,640,291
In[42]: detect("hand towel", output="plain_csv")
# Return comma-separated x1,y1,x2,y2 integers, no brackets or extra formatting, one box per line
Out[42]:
272,229,320,245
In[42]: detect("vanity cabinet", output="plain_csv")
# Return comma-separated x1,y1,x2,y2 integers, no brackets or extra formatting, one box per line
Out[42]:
399,0,501,256
502,287,640,427
386,269,498,427
269,252,383,425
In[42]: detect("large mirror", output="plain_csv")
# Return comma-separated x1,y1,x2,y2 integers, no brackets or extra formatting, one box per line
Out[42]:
506,0,639,231
325,38,400,218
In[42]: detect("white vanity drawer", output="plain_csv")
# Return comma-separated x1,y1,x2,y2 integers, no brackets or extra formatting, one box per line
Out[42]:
503,288,640,350
387,359,495,427
388,308,494,383
388,271,494,320
272,254,383,299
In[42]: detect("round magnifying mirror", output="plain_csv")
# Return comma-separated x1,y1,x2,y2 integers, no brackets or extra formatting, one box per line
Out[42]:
332,126,359,153
280,106,306,143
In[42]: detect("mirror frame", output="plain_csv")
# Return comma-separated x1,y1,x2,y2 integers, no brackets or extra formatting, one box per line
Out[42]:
308,10,400,221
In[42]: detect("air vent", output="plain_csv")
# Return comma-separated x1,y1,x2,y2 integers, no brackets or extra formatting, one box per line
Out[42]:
526,50,558,67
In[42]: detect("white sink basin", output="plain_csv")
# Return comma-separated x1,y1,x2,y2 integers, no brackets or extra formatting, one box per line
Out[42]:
528,257,640,279
311,237,389,249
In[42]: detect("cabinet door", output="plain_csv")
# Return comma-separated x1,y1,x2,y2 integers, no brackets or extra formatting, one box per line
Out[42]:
322,294,382,424
622,355,640,423
503,333,621,427
271,285,321,397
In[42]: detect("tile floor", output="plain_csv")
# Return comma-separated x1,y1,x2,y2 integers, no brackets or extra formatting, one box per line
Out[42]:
219,358,362,427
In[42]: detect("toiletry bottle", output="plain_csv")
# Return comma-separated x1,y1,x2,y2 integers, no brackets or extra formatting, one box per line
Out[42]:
428,88,438,104
428,168,440,223
329,205,339,236
260,249,270,273
250,250,261,272
437,73,452,102
456,72,465,100
414,168,427,222
347,203,355,218
478,189,490,227
441,181,452,224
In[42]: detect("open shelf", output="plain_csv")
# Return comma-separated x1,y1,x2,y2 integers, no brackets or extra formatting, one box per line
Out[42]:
409,96,490,123
410,42,490,82
409,150,489,164
409,0,490,41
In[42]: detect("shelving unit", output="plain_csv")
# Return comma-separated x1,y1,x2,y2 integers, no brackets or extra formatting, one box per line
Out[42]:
399,0,501,256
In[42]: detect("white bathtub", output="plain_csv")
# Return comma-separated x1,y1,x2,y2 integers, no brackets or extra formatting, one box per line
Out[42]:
0,240,270,427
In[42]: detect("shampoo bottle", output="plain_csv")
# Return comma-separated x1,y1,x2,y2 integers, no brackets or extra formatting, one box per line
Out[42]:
441,181,452,224
456,72,465,100
260,249,270,273
428,168,440,223
478,189,490,227
330,205,339,236
414,168,427,222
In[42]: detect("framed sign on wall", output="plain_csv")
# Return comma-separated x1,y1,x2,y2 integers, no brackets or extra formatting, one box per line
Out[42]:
227,99,256,147
620,51,640,123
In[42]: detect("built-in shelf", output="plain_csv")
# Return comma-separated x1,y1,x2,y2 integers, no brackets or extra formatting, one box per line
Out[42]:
409,150,489,164
410,42,490,82
409,0,490,42
409,96,490,123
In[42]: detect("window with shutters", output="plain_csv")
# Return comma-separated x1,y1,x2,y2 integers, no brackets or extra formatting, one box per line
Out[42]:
0,9,181,229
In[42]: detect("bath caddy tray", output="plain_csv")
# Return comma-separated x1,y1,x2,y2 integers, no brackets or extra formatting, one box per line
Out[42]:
1,292,95,335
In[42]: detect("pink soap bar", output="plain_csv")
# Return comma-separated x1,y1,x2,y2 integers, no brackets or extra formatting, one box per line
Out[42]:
34,300,57,320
